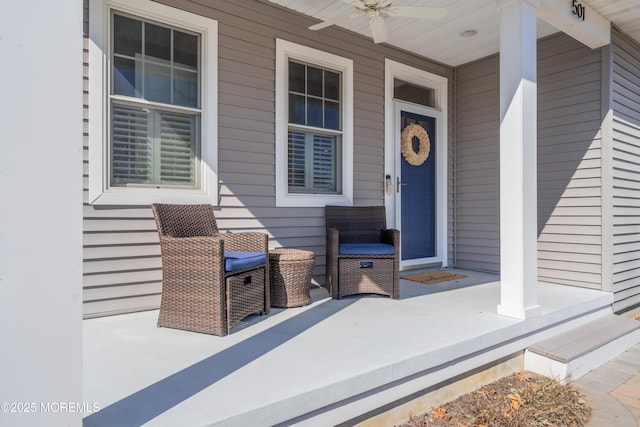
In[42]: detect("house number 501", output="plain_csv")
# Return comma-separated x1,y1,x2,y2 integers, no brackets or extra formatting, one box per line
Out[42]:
572,0,586,21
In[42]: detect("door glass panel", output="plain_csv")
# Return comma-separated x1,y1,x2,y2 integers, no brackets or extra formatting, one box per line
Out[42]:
394,79,435,108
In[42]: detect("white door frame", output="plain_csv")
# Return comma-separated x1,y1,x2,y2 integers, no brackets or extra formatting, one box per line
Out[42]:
384,59,448,268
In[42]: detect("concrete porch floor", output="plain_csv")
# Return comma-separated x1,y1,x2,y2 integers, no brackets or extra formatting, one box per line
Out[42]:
83,269,613,426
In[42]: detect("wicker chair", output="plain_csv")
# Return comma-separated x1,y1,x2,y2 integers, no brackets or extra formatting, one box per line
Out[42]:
151,204,270,336
325,206,399,299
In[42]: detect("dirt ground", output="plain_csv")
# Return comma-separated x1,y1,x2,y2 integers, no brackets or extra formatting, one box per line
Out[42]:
396,371,592,427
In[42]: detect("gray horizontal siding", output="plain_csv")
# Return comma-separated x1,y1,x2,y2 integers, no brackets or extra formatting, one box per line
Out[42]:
453,32,604,287
453,54,500,272
611,27,640,312
83,0,453,317
537,33,603,289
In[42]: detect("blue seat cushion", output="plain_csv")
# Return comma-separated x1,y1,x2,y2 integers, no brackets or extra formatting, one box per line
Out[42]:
224,251,267,272
338,243,395,255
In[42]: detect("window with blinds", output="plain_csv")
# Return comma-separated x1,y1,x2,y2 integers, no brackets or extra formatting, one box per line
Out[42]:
287,132,338,193
109,12,200,189
287,60,342,194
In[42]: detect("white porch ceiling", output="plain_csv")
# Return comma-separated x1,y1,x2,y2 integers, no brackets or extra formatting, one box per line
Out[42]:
267,0,640,66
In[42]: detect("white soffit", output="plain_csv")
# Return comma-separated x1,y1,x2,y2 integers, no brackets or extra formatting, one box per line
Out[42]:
588,0,640,43
268,0,640,67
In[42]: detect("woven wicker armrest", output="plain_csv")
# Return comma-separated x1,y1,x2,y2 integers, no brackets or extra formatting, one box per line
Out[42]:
220,232,268,253
380,229,399,250
326,228,340,251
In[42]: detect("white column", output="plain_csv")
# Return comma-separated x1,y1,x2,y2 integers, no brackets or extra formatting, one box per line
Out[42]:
496,0,541,319
0,1,83,425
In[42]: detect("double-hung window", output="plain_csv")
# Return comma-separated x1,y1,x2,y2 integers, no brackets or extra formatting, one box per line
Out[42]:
111,13,199,188
288,61,341,194
276,40,353,207
89,0,218,205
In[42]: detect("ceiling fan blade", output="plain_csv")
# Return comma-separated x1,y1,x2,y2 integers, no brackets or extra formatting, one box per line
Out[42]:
369,16,388,44
386,6,448,20
309,12,362,30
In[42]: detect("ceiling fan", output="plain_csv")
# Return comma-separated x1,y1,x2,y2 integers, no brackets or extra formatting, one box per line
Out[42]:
308,0,447,44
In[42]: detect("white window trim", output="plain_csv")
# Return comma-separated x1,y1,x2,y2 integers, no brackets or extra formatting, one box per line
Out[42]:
88,0,218,205
275,39,353,207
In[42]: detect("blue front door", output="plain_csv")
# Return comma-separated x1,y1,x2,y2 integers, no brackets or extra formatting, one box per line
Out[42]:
397,107,438,264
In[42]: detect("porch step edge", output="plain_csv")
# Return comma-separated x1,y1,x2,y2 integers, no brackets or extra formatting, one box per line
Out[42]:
524,314,640,382
267,302,615,426
527,314,640,362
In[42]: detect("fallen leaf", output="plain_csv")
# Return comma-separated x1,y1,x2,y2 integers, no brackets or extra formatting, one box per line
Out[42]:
507,393,523,410
432,406,447,419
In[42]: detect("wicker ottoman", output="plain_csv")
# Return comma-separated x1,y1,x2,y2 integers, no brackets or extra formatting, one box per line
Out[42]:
269,248,315,307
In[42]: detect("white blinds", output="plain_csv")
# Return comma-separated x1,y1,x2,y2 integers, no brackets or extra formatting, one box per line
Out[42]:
111,104,150,185
159,112,196,186
111,103,196,187
288,131,306,190
287,131,336,192
312,134,335,191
